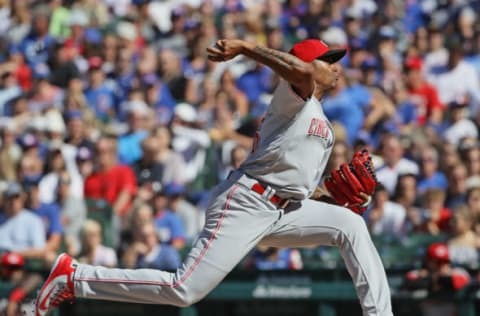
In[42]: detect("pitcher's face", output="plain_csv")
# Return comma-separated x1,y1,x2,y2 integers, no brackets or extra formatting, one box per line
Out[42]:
313,60,340,91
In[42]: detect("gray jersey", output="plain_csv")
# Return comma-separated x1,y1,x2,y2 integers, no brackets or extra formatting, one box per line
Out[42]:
240,79,334,200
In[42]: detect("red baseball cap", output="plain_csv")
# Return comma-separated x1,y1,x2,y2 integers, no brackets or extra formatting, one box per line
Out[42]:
1,252,25,268
404,56,423,71
88,56,103,70
426,243,449,263
289,39,347,63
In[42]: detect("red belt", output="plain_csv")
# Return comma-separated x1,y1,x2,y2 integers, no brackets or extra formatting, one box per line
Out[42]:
251,183,290,209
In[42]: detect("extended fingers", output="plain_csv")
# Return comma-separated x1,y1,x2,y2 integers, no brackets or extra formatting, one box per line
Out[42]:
206,46,224,55
215,40,226,50
206,46,225,62
207,54,224,62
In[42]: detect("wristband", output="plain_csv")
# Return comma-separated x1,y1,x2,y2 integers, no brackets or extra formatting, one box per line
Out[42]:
9,288,26,303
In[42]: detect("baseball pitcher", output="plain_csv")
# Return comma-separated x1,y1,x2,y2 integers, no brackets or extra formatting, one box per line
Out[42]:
35,38,393,316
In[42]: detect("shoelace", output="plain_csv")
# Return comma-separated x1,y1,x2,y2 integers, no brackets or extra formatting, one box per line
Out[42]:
51,285,75,307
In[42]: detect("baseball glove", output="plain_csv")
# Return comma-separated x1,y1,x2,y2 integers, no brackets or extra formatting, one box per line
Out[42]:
324,149,378,214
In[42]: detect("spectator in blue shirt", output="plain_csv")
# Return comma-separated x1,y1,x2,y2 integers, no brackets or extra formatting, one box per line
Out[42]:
114,49,136,108
122,222,180,271
323,75,365,145
84,56,116,122
23,176,63,262
143,75,177,125
18,8,55,67
236,64,274,104
117,100,151,165
248,246,303,271
417,146,448,195
152,187,186,250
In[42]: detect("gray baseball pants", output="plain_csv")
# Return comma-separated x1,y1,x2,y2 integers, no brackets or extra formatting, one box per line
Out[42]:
74,171,393,316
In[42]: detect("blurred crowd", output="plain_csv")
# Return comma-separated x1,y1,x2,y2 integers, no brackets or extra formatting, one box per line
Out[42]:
0,0,480,314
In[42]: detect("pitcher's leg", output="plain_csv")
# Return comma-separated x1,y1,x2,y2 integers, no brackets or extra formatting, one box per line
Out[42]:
75,184,280,307
261,199,393,316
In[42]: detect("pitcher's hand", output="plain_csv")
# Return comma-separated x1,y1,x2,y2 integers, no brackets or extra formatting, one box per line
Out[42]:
207,39,245,62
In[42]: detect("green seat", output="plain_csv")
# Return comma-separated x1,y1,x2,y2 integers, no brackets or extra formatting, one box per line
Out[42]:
85,199,114,248
0,281,16,297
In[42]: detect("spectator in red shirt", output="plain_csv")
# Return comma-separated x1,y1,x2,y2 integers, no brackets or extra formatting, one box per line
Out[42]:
404,57,445,126
84,136,137,217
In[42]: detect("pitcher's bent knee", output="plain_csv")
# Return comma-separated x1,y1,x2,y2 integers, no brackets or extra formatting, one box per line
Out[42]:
170,287,207,307
335,207,370,240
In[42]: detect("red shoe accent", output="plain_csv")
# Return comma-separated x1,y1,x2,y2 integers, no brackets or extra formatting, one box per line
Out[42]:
35,253,76,316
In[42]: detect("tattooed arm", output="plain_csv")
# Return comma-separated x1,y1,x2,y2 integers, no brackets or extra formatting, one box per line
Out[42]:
207,39,314,100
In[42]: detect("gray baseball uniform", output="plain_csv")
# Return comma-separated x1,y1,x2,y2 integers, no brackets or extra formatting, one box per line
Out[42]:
73,80,393,316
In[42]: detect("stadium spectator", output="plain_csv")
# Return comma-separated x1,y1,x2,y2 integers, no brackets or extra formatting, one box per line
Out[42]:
159,48,192,102
429,45,480,115
38,147,66,203
64,110,94,150
0,252,42,316
23,175,63,264
17,132,42,162
6,2,32,46
467,186,480,235
120,202,154,252
368,184,406,237
122,222,180,271
459,138,480,178
219,70,249,119
78,219,117,268
247,246,303,271
447,204,478,269
0,65,22,115
220,144,249,181
376,134,419,195
416,145,448,195
0,182,46,258
28,63,63,114
438,142,462,175
57,170,86,256
324,140,350,176
418,189,452,236
48,39,81,89
0,123,20,182
113,48,135,105
117,100,152,165
18,6,54,67
208,88,257,151
403,243,471,316
152,185,186,249
132,135,165,203
165,183,199,245
445,162,469,209
171,102,211,184
393,173,421,234
84,136,137,217
322,73,365,145
443,97,478,146
75,146,94,179
84,56,116,122
403,56,444,126
423,27,448,77
236,62,274,105
152,125,187,185
62,9,89,57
